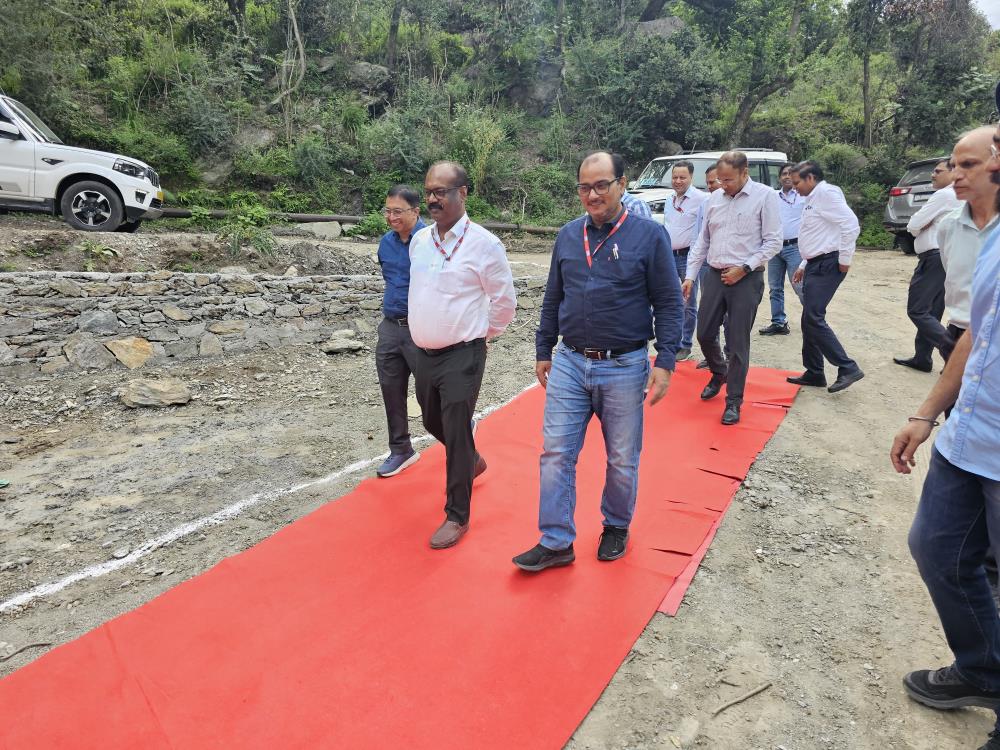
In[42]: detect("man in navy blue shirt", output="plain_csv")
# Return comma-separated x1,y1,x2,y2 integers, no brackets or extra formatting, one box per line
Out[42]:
513,151,684,572
375,185,425,478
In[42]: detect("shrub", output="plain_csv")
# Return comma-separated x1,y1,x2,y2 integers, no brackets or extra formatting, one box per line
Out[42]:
857,213,894,250
345,212,389,237
292,135,334,187
268,184,313,213
233,145,295,185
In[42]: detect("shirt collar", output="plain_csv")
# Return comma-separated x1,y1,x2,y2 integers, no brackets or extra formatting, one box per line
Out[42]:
957,204,1000,232
586,205,626,230
435,213,470,241
735,177,755,197
779,187,798,198
394,218,425,244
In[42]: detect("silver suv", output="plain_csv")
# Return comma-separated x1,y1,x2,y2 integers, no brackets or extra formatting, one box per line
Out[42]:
883,157,948,255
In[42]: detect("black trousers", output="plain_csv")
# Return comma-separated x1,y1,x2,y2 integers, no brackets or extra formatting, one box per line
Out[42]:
906,249,948,367
942,323,966,363
375,318,420,455
801,254,859,377
414,339,486,526
696,267,764,406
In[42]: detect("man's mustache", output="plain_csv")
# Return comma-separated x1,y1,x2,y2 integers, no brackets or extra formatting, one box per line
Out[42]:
427,202,442,210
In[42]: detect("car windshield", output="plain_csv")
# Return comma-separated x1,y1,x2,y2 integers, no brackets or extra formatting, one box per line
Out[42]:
634,158,717,190
3,97,62,144
899,164,936,187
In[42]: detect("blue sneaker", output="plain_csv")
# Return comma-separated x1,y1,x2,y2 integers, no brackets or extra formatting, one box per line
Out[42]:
376,450,420,478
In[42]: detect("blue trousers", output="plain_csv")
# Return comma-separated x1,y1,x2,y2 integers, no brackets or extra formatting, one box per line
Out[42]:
673,252,698,349
909,448,1000,692
767,242,804,325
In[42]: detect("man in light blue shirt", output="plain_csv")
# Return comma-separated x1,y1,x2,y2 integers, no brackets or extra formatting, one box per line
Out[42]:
759,162,805,336
891,114,1000,750
621,190,653,220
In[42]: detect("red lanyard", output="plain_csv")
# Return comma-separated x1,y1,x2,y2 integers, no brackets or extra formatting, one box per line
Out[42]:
778,189,797,206
583,209,629,267
672,194,686,212
432,218,471,262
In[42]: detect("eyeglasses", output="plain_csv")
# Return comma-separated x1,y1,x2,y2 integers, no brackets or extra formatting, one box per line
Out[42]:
576,179,621,196
422,186,462,201
382,207,418,218
991,144,999,160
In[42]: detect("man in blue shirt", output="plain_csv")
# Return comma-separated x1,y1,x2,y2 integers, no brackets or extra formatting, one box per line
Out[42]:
891,111,1000,750
374,185,425,478
759,162,805,336
512,151,683,572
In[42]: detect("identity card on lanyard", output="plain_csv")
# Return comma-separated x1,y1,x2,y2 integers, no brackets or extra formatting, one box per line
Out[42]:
583,209,629,268
432,218,471,262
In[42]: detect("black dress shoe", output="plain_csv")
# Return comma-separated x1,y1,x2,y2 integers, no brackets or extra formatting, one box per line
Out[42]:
696,358,710,369
513,543,575,572
700,375,724,400
721,404,740,425
828,368,864,393
759,322,791,336
786,372,827,387
893,357,933,373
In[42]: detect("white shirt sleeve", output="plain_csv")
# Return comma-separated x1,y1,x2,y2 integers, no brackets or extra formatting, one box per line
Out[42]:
817,185,860,266
686,203,711,280
750,190,783,270
480,240,517,339
907,187,953,236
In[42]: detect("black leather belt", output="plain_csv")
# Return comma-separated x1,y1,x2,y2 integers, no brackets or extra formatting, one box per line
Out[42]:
563,341,646,360
805,251,838,264
421,338,484,356
385,316,408,326
673,247,690,256
783,238,798,247
707,265,763,274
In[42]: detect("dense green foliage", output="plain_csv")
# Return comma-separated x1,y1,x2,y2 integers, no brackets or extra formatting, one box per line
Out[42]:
2,0,998,236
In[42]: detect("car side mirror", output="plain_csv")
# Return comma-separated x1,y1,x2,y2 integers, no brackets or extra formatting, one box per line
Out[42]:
0,121,20,139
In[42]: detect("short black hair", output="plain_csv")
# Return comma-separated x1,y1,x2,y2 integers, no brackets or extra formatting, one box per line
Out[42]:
386,184,420,207
578,151,626,180
718,151,749,171
780,161,797,175
428,160,470,188
936,157,952,169
673,160,695,177
706,162,719,175
795,160,824,181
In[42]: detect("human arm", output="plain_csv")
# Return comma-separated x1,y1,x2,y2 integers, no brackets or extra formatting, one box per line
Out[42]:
817,185,860,267
648,228,683,372
890,330,972,473
745,189,783,271
481,240,517,339
534,236,564,363
907,189,950,236
685,203,711,281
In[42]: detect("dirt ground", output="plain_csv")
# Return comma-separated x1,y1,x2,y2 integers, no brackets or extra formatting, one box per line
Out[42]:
0,218,988,749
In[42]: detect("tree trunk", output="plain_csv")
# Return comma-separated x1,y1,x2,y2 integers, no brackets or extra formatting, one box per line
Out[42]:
727,79,788,147
862,49,873,148
226,0,246,33
554,0,565,55
386,0,403,73
639,0,668,21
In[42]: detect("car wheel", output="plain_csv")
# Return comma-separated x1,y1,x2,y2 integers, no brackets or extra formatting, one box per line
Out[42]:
896,233,916,255
116,219,142,233
59,181,124,232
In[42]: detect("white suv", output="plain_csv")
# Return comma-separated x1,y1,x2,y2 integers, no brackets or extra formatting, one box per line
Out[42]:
629,149,789,222
0,95,163,232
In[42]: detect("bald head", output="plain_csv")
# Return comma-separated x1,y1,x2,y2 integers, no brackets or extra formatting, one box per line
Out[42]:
951,125,999,211
578,151,624,181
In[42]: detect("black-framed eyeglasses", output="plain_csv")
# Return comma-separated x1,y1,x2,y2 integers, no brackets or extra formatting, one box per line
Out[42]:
381,206,419,218
422,186,462,201
576,179,621,196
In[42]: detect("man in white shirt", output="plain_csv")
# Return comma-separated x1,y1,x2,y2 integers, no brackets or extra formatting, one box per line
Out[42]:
408,161,517,549
787,161,864,393
759,162,805,336
683,151,782,425
663,159,708,361
936,126,1000,361
895,159,961,372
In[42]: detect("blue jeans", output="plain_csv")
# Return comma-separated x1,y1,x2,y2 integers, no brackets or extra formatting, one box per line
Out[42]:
767,242,804,325
673,252,698,349
538,344,650,550
909,448,1000,691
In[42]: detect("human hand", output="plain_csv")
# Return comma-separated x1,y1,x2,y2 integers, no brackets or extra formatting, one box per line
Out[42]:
792,268,804,284
839,264,850,274
645,367,672,405
536,360,552,388
721,266,746,285
681,280,693,301
890,420,934,474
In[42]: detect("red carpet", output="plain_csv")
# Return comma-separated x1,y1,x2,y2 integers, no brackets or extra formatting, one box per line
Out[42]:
0,363,797,749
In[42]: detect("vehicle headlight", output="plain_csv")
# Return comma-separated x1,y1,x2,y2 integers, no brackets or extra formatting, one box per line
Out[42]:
113,159,148,180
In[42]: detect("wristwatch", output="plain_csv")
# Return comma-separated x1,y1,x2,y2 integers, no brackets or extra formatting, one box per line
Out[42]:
741,263,752,274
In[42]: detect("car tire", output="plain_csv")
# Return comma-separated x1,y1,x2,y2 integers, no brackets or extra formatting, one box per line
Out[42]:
116,219,142,233
896,233,916,255
59,181,124,232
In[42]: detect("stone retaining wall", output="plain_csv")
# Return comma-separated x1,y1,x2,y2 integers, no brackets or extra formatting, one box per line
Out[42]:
0,271,543,376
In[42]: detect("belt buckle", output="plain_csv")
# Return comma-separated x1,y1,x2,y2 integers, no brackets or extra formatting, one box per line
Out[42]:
584,348,608,360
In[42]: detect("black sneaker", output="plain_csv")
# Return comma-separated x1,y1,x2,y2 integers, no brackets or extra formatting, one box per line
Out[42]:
980,730,1000,750
512,543,575,572
597,526,629,561
759,322,790,336
903,664,1000,710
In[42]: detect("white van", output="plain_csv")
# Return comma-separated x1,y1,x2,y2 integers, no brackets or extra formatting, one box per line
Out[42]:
629,149,789,222
0,94,163,232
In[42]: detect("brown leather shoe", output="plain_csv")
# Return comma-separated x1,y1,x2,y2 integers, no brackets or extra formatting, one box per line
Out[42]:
430,519,469,549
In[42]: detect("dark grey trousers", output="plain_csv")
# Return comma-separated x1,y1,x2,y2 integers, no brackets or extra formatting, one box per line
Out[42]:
375,318,420,455
801,253,859,377
414,339,486,526
907,249,947,368
696,267,764,406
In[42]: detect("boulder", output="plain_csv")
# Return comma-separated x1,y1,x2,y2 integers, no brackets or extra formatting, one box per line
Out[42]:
304,221,342,240
199,333,224,357
348,62,391,91
105,337,154,370
207,320,250,335
49,278,87,298
77,309,119,334
162,304,193,322
63,333,115,370
119,378,192,408
0,317,34,337
244,299,272,316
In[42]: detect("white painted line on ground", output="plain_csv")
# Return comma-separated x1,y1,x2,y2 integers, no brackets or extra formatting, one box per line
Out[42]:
0,382,539,614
